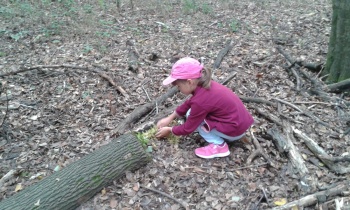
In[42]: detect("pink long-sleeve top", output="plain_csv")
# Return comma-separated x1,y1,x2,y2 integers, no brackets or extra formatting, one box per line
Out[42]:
172,81,254,137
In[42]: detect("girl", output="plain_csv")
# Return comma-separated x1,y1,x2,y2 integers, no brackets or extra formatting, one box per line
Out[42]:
156,57,254,159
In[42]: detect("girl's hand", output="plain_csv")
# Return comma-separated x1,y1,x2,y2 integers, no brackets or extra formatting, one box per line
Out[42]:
155,127,172,138
156,117,172,129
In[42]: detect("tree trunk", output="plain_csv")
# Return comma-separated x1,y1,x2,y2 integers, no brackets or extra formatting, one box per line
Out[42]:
323,0,350,83
0,133,150,210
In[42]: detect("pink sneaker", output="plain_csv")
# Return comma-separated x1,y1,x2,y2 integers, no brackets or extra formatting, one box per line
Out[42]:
195,143,230,159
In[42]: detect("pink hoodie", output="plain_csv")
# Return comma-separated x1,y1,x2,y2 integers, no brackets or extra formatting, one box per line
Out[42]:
172,81,254,137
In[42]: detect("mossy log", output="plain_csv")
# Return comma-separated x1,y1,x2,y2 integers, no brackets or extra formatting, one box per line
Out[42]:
0,133,150,210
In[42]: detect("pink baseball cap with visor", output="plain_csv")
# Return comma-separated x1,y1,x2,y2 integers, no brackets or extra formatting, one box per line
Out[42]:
162,57,204,86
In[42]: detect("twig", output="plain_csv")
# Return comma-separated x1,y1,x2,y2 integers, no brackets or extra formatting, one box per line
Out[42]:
254,107,283,126
231,162,269,170
221,71,237,85
112,87,178,135
261,187,270,206
140,185,189,210
247,127,276,167
240,97,276,107
213,39,233,69
271,181,349,210
0,86,9,128
293,101,333,106
253,192,265,210
0,96,12,101
274,98,303,112
141,84,151,102
0,64,129,97
293,128,350,174
277,46,302,91
273,98,331,128
0,169,16,188
284,63,301,91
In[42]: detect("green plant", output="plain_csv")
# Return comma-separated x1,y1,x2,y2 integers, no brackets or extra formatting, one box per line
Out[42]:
98,0,106,10
136,126,158,153
0,6,15,19
201,3,212,14
229,19,240,32
99,20,114,26
183,0,198,14
81,90,92,99
136,132,150,149
83,4,94,14
10,31,28,41
83,44,93,54
43,21,64,36
168,133,180,145
19,2,33,14
218,22,224,28
19,171,30,178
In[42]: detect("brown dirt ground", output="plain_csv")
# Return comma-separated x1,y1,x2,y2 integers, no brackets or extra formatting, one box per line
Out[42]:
1,0,349,209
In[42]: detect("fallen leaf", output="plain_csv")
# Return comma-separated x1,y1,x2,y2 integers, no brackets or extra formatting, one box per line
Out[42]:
34,199,40,206
110,198,118,208
133,182,139,191
301,154,308,160
101,188,106,196
30,115,38,120
54,165,61,172
274,198,287,206
231,196,240,202
15,183,23,192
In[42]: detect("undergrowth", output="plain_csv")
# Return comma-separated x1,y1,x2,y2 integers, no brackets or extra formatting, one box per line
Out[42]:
136,121,181,152
0,0,323,54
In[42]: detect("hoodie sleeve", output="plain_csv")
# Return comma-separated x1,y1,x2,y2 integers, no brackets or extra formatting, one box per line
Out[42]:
172,101,207,136
175,99,191,117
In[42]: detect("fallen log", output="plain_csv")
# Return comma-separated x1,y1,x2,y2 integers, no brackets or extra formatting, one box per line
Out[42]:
327,78,350,92
267,126,309,176
268,124,320,192
271,181,349,210
112,86,179,135
0,133,150,210
246,127,276,167
293,128,350,174
213,39,232,69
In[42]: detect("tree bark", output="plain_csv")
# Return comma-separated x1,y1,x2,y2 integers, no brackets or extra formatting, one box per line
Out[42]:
324,0,350,83
0,133,150,210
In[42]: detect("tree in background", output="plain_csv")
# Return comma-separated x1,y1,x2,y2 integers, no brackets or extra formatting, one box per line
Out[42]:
323,0,350,83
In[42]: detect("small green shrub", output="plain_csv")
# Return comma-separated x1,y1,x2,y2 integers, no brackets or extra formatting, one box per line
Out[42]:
229,19,240,32
83,4,94,14
83,45,93,54
0,6,15,19
201,3,212,14
10,31,28,41
183,0,198,14
0,51,6,57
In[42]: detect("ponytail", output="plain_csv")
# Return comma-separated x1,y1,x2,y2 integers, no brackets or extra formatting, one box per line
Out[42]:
198,67,212,89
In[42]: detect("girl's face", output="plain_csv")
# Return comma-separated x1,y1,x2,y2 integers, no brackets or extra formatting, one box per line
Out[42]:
172,79,197,95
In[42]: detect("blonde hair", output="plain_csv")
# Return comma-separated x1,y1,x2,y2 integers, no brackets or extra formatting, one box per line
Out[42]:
197,67,212,89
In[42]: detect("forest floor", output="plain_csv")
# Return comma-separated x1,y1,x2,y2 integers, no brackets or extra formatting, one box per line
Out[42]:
1,0,349,209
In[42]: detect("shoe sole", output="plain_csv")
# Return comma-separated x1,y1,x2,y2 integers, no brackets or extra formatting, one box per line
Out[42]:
196,151,230,159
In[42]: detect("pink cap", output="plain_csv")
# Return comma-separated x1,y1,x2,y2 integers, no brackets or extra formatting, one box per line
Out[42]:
163,57,203,86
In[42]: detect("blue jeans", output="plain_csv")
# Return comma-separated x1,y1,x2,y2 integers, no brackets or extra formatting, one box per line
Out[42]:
186,109,246,145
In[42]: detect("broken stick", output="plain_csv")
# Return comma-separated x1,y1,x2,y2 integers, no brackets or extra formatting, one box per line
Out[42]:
271,181,349,210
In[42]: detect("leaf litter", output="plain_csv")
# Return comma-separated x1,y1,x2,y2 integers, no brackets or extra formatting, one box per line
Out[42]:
0,0,349,209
